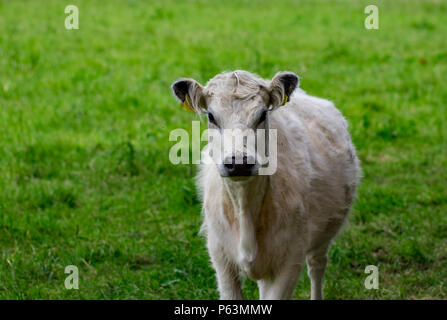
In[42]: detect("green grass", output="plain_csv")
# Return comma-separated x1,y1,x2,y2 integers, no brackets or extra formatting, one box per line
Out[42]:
0,0,446,299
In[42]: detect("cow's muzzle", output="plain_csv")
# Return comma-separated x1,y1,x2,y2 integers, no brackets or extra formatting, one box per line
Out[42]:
219,155,257,177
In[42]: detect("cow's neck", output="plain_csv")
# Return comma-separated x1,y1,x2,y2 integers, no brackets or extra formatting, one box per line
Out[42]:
223,175,268,269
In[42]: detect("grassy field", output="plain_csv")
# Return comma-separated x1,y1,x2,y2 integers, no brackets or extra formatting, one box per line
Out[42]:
0,0,446,299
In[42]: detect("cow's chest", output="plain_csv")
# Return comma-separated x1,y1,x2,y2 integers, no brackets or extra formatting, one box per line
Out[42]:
223,222,280,280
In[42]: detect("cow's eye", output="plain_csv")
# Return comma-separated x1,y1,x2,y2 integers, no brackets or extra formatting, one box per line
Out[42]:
208,112,218,127
257,110,267,126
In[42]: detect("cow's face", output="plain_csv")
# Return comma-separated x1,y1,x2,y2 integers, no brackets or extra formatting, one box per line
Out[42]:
172,70,298,178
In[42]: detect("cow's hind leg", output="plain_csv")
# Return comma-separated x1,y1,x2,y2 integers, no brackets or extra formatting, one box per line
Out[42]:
306,245,329,300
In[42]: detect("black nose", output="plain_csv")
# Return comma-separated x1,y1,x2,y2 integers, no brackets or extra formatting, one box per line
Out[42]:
223,156,256,176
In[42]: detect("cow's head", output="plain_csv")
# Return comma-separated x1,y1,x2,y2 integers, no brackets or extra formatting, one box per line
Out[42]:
171,70,299,178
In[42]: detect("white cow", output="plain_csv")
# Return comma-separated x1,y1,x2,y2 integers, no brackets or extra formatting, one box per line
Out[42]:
171,70,360,300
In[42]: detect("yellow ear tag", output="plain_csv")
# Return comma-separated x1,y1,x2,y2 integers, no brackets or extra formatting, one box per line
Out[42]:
182,94,195,112
281,94,289,106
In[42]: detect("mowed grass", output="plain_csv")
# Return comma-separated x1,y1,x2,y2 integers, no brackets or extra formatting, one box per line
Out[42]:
0,0,446,299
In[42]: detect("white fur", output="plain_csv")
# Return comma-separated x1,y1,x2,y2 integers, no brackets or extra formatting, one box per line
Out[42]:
177,71,361,300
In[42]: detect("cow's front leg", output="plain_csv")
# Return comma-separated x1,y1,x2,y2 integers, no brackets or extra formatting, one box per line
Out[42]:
209,245,243,300
215,260,243,300
257,262,304,300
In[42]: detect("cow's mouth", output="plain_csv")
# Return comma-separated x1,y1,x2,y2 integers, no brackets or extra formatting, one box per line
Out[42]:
218,164,258,178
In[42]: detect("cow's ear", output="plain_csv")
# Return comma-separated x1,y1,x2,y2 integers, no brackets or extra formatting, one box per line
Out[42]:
171,78,207,113
269,71,299,109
